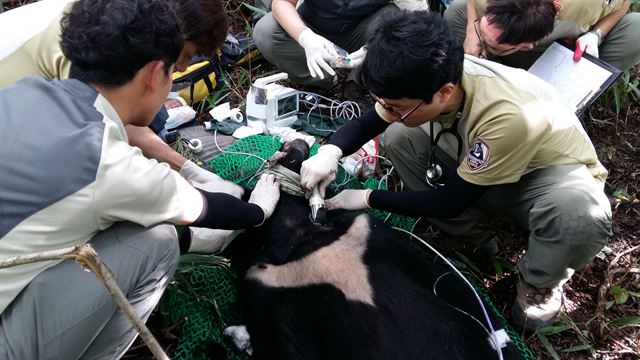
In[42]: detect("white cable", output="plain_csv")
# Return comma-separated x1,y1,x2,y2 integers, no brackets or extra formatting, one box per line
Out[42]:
433,272,491,334
433,272,511,354
409,217,422,236
298,91,362,134
390,227,505,360
331,161,355,189
383,212,393,223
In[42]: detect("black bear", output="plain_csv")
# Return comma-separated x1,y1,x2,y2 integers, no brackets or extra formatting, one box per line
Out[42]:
227,139,523,360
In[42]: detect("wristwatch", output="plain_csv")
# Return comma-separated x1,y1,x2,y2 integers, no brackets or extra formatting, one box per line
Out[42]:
591,28,604,45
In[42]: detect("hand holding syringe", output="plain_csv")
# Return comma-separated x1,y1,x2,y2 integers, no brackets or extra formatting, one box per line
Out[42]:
330,44,367,69
297,27,367,78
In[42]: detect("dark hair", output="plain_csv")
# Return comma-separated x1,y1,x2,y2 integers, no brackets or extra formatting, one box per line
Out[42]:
362,10,463,103
485,0,556,45
61,0,183,86
177,0,229,55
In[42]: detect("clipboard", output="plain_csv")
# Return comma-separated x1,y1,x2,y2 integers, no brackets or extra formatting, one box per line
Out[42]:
527,41,621,116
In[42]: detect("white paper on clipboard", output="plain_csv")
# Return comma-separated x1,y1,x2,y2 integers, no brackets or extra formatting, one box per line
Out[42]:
528,42,615,114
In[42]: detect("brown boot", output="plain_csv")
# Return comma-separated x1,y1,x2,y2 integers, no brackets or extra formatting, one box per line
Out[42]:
511,276,563,332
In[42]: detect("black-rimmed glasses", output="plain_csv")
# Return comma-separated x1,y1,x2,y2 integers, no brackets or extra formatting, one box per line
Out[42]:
370,93,424,122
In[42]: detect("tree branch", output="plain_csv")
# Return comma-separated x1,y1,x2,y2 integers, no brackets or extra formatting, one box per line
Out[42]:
0,244,169,360
0,245,76,268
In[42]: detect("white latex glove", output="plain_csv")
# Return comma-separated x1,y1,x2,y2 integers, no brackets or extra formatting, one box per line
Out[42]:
334,46,367,69
180,160,244,199
188,227,243,253
248,173,280,225
574,31,600,59
325,189,372,211
300,144,343,198
297,28,337,79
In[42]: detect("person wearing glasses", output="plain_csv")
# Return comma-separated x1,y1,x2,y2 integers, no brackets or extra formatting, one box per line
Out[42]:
0,1,281,358
443,0,640,72
299,10,611,332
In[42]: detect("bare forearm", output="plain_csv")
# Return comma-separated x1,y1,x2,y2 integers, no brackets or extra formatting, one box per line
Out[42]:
593,0,630,36
272,0,308,41
465,0,479,34
126,125,186,171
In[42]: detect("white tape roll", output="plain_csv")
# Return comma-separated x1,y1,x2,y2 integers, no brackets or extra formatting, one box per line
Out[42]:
187,139,203,154
229,108,244,123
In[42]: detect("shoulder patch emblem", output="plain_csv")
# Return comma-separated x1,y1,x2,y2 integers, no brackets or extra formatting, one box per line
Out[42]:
467,138,491,172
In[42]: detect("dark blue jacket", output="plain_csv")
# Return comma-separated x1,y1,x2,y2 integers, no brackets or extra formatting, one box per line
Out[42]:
298,0,390,34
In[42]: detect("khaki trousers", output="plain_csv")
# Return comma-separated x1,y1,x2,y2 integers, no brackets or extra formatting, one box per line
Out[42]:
0,222,179,360
253,4,399,89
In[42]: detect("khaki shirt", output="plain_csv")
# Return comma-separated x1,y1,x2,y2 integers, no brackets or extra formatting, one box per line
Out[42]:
0,78,202,314
0,0,75,87
422,56,607,186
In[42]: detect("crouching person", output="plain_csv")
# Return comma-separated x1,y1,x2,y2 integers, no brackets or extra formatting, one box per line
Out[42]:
300,10,612,332
0,1,280,359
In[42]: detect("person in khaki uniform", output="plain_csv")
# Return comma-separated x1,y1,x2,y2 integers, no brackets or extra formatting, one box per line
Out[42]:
299,10,612,332
443,0,640,71
0,0,281,358
0,0,245,250
0,0,230,170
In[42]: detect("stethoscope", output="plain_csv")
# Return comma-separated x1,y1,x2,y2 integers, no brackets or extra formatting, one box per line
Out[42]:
425,100,464,188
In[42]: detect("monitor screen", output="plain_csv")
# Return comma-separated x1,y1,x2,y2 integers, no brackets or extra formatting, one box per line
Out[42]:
277,93,298,117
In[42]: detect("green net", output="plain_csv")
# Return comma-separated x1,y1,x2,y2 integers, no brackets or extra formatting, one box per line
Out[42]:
163,263,250,360
209,134,283,189
163,135,534,360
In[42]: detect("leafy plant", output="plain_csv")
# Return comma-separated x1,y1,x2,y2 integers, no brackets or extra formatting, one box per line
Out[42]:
605,283,640,309
597,71,640,114
607,316,640,328
535,312,597,358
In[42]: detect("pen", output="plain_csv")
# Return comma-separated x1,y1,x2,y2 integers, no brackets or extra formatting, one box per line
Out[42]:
573,43,587,62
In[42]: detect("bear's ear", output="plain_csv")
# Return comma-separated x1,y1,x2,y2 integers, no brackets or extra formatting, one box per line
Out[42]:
275,139,310,174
